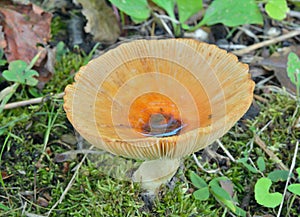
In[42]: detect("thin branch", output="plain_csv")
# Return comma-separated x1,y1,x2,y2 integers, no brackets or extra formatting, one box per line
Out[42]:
46,145,94,217
192,154,220,174
216,139,236,162
4,92,64,110
232,30,300,56
254,136,289,171
276,140,299,217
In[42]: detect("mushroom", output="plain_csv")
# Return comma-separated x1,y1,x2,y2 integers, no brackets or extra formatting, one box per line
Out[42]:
63,39,254,192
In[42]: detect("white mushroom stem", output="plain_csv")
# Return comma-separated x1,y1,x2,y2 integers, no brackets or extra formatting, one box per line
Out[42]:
132,158,180,193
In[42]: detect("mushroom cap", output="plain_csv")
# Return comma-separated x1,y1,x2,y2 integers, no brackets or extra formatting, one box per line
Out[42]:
64,39,254,160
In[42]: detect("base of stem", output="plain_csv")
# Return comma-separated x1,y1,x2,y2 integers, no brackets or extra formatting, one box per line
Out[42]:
132,158,180,193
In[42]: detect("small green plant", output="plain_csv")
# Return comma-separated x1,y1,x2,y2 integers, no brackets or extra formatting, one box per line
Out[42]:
287,52,300,101
108,0,291,36
264,0,289,20
109,0,202,36
190,171,246,216
254,177,283,208
0,48,7,67
0,53,40,113
198,0,263,27
238,155,300,209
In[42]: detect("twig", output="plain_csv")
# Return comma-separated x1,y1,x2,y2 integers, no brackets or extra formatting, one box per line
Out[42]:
153,12,174,37
4,92,64,110
276,140,299,217
232,30,300,56
192,154,220,174
288,10,300,19
253,94,269,103
217,44,247,50
256,85,297,100
46,145,94,216
254,136,289,171
216,139,236,162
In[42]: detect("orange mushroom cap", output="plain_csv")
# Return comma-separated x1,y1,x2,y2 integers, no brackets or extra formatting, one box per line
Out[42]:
64,39,255,160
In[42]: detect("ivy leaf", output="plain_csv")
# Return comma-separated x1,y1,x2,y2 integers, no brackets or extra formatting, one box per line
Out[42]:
257,157,266,172
177,0,202,23
265,0,289,20
2,60,39,86
152,0,176,19
209,177,246,216
200,0,263,27
237,158,258,173
190,171,210,201
287,184,300,196
254,177,283,208
190,171,207,189
287,52,300,86
108,0,150,23
268,170,290,182
193,187,210,201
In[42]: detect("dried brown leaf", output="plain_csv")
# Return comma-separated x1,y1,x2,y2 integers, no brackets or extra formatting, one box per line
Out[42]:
37,196,49,207
74,0,120,44
260,46,300,94
0,1,52,65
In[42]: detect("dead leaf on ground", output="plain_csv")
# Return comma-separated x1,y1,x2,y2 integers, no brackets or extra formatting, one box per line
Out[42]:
219,179,234,197
0,1,52,66
73,0,120,44
1,171,13,180
0,26,6,49
37,196,49,207
35,46,56,89
260,46,300,94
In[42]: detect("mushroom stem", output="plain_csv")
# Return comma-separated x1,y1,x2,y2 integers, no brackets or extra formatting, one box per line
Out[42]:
132,158,180,193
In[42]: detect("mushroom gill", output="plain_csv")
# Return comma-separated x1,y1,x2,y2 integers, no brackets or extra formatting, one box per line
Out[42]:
64,39,255,192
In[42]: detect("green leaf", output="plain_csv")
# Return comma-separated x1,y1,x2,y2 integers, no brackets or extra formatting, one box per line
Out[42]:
2,60,39,86
257,157,266,172
152,0,176,19
209,177,246,216
296,167,300,176
0,202,10,211
177,0,202,23
254,177,283,208
287,52,300,86
190,171,208,189
268,170,290,182
193,187,210,201
209,178,236,212
287,184,300,196
108,0,150,23
237,158,258,173
56,41,68,62
200,0,263,27
265,0,289,20
190,172,210,201
0,49,7,66
0,59,6,66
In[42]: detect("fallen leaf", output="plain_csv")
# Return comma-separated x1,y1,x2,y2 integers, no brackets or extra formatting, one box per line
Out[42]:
260,46,300,94
35,46,56,89
73,0,120,44
37,196,49,207
0,26,6,49
0,1,52,65
219,179,234,197
1,171,14,180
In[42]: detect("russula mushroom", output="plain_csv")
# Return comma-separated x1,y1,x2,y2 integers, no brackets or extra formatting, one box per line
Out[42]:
64,39,254,192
